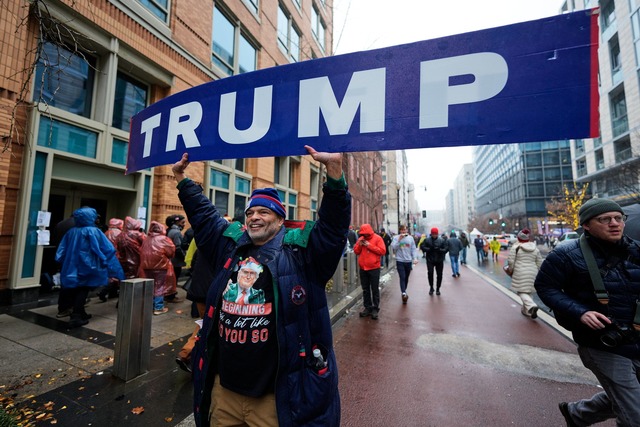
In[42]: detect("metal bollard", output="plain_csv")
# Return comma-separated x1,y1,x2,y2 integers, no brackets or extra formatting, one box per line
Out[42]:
113,278,154,381
347,252,357,286
332,256,344,293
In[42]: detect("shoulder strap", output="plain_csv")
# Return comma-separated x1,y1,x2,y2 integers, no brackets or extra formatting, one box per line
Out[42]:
579,234,609,304
512,246,520,269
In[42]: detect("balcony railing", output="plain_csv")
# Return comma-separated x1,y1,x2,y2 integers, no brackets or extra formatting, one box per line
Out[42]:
612,115,629,138
615,147,632,163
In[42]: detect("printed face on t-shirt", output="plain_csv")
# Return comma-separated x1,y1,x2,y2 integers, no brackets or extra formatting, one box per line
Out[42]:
238,267,259,290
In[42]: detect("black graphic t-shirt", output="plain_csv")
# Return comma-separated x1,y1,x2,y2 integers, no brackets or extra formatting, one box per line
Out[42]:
217,253,277,397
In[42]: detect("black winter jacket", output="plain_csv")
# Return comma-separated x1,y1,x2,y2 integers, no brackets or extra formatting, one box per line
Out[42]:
179,176,350,426
420,236,449,263
535,234,640,358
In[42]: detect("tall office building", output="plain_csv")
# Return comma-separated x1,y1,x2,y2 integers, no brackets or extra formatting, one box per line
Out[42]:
473,140,574,231
566,0,640,202
0,0,334,303
452,164,475,231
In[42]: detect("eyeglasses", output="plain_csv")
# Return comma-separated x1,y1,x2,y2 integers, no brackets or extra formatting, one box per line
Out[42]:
594,214,627,225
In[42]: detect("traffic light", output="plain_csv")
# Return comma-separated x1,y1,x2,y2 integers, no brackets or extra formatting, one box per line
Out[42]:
413,222,417,229
489,219,494,225
501,221,506,227
422,210,426,218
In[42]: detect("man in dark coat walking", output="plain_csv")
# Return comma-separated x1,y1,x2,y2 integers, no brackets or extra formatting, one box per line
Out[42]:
420,227,449,295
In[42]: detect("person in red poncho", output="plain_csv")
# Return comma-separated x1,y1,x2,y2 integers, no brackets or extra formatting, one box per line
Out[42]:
138,221,176,315
98,218,124,302
116,216,146,279
353,223,387,320
104,218,123,248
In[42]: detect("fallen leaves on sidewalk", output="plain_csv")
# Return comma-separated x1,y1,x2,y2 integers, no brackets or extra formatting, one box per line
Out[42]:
0,395,58,426
131,406,144,415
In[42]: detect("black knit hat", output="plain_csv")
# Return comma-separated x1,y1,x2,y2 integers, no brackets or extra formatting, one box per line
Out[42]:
578,198,623,225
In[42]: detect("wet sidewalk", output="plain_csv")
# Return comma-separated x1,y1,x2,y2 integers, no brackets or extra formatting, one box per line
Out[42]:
0,288,197,425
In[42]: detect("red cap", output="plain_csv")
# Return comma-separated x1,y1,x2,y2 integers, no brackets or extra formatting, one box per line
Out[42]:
430,227,439,234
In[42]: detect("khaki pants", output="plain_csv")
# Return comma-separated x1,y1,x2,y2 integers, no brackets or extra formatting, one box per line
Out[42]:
210,375,278,427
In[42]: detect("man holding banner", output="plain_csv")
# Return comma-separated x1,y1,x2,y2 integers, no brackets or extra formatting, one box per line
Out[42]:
172,146,349,426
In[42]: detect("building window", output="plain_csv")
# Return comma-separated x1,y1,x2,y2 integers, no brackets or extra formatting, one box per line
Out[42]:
34,41,96,118
277,189,298,219
137,0,169,22
601,0,616,33
544,167,561,180
526,168,543,181
112,137,128,165
244,0,258,14
527,183,544,197
273,157,299,217
633,10,640,67
37,117,98,158
610,90,629,138
209,163,252,219
112,72,148,131
595,149,605,170
239,36,256,74
526,152,542,167
310,167,319,220
576,159,587,177
274,157,284,185
614,138,632,163
609,36,622,84
574,139,585,157
543,151,560,165
234,176,251,219
212,7,257,76
278,5,300,62
311,6,325,52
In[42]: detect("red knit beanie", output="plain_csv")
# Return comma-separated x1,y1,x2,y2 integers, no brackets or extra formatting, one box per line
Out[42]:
517,228,531,242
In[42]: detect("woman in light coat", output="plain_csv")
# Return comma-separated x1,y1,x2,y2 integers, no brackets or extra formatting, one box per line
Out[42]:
507,228,543,319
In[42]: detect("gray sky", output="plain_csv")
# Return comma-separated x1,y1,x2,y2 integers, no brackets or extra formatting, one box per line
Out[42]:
332,0,568,209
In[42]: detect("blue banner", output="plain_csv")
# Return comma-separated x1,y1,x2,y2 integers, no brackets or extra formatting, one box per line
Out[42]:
126,9,599,174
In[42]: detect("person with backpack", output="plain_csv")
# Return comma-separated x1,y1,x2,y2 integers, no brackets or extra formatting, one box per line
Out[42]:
535,198,640,426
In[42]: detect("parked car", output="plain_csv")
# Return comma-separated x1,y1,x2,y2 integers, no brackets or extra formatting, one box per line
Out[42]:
504,234,517,245
495,235,510,250
553,231,580,248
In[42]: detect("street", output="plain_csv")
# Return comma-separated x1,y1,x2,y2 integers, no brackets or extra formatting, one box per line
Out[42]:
334,249,613,427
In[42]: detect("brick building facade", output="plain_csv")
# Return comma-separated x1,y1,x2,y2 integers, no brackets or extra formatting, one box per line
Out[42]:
0,0,338,304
